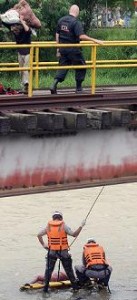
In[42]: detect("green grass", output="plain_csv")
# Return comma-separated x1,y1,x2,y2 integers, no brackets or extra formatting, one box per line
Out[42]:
1,68,137,90
1,27,137,90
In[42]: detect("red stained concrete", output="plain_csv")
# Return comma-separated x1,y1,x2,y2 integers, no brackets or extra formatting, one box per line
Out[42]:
0,160,137,189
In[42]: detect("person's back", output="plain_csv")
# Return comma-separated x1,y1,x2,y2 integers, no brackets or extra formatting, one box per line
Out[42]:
75,238,112,288
46,218,68,251
57,15,80,45
83,241,107,268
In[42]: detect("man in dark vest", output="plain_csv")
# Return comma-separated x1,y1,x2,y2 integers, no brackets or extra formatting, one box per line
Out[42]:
50,5,103,94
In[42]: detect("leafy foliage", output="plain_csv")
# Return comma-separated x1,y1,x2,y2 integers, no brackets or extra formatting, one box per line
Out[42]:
0,0,136,61
0,0,135,41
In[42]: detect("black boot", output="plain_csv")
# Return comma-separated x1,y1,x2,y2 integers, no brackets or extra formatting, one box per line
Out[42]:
50,79,58,94
24,83,29,94
43,285,49,293
71,280,80,291
76,81,82,93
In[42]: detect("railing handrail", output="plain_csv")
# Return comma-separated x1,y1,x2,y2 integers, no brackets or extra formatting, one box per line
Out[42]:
0,40,137,97
1,40,137,46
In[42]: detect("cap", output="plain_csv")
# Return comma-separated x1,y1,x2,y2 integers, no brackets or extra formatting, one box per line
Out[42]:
87,238,96,244
52,211,63,218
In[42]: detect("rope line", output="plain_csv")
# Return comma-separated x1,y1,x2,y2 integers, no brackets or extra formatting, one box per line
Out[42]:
57,186,105,281
85,185,105,221
70,186,105,247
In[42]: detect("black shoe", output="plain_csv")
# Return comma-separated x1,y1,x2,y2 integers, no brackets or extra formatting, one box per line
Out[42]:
76,80,83,93
76,280,83,288
50,86,57,94
84,280,92,288
76,88,83,94
72,287,79,293
43,286,49,293
72,282,80,292
98,283,106,290
50,79,58,94
24,83,28,94
18,89,24,94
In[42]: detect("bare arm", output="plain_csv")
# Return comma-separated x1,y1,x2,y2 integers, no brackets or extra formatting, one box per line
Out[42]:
19,15,30,32
56,32,59,43
65,220,86,237
71,225,83,237
79,34,103,45
37,228,48,249
56,33,60,57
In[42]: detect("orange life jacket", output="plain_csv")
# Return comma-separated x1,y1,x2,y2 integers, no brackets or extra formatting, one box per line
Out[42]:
83,243,108,268
46,220,69,251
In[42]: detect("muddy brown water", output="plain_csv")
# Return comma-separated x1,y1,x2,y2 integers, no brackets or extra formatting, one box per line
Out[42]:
0,183,137,300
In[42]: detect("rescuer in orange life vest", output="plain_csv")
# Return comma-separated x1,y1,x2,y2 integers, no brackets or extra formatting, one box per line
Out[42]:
75,238,112,288
37,211,86,293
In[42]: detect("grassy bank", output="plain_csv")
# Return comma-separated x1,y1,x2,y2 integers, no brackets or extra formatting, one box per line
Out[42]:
1,68,137,90
1,27,137,90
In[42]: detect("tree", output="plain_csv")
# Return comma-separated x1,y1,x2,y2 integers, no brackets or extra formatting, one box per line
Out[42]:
69,0,97,31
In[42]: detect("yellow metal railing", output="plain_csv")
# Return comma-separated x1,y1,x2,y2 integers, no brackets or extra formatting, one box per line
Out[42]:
0,41,137,97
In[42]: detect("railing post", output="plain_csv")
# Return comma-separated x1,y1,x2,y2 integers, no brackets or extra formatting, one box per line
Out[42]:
35,47,39,89
91,45,97,95
28,45,34,97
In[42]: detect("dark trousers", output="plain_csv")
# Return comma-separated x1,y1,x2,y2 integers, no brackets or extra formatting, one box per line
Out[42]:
44,250,77,290
55,49,86,83
75,264,112,287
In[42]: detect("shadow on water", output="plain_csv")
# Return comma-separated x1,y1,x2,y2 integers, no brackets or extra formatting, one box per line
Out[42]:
34,287,137,300
23,287,111,300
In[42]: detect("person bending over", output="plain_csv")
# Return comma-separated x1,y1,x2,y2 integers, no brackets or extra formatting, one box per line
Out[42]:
75,238,112,288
